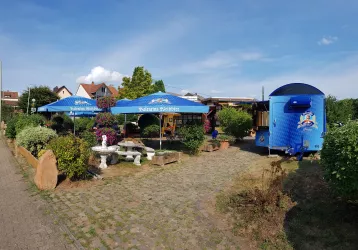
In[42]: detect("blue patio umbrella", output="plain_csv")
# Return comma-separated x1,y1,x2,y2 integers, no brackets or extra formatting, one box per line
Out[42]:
37,96,102,134
111,92,209,149
115,98,131,126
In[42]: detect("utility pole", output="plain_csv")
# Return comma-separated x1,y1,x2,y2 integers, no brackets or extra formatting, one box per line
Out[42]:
26,86,31,115
262,86,264,101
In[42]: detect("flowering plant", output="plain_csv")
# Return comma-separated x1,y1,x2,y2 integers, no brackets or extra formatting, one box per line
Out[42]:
204,119,211,133
96,96,116,109
95,127,117,145
95,113,116,127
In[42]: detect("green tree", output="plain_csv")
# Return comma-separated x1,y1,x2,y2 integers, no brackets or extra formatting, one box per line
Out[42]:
18,86,59,113
153,80,166,92
119,67,166,99
218,107,252,139
120,67,153,99
326,95,355,126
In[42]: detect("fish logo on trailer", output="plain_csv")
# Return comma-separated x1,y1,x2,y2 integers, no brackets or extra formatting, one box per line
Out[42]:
297,111,318,129
148,98,171,105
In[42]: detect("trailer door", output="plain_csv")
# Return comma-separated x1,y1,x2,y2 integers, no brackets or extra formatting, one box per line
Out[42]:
270,102,291,150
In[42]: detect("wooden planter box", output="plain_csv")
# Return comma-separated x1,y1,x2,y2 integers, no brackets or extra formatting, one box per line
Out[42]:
152,152,182,166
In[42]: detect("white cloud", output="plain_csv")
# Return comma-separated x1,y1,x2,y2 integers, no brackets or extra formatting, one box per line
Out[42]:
318,36,338,45
76,66,123,84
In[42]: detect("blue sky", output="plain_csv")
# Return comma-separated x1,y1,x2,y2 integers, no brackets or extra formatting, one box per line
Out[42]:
1,0,358,99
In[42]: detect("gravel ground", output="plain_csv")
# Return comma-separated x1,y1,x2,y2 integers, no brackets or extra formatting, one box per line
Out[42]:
50,142,260,249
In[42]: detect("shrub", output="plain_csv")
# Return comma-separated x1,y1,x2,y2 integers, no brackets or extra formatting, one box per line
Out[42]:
74,117,94,133
80,130,98,148
95,127,117,145
95,113,116,127
217,134,236,143
217,107,252,139
321,120,358,198
47,135,90,180
51,114,74,134
5,116,19,139
178,125,205,155
115,114,138,125
142,124,160,138
138,114,159,133
16,126,58,157
15,114,46,135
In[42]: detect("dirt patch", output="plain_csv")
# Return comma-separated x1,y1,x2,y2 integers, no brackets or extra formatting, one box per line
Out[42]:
216,158,297,249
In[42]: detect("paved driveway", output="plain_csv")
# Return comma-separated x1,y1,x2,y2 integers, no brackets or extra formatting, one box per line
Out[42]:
0,138,76,250
50,144,258,249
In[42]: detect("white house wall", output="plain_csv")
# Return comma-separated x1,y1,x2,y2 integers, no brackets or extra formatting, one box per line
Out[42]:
76,85,91,98
58,89,72,99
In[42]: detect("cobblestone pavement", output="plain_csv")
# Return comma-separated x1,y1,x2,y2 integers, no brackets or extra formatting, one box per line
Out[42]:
51,145,258,250
0,138,77,250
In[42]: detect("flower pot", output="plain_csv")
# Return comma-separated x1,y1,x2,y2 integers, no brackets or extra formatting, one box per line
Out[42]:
220,140,230,150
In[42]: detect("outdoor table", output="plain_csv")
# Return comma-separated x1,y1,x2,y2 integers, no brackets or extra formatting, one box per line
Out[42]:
117,141,143,160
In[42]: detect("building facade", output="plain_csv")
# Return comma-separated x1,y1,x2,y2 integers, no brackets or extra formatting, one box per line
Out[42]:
1,91,19,108
53,86,73,99
76,82,118,99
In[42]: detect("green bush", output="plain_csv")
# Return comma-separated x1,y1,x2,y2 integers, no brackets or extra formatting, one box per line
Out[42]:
178,125,205,155
138,114,159,133
217,134,236,143
5,116,19,139
142,124,160,138
74,117,94,133
217,107,252,139
80,130,98,148
115,114,138,125
16,126,57,157
15,114,46,135
47,135,90,180
51,114,74,134
321,120,358,199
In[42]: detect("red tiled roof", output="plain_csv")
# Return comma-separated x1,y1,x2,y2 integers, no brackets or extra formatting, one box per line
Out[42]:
79,82,118,98
108,85,119,96
54,86,73,95
1,91,19,99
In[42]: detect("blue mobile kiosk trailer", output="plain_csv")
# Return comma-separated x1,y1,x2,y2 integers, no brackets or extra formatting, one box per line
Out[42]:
253,83,326,160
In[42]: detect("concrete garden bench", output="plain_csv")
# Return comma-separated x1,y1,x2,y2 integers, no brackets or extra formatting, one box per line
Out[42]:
114,151,142,166
144,147,155,160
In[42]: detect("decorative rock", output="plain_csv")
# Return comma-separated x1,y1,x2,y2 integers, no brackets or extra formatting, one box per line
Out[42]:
34,150,58,190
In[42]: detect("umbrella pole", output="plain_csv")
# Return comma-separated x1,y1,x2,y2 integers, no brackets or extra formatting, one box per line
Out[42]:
73,112,76,135
159,114,162,150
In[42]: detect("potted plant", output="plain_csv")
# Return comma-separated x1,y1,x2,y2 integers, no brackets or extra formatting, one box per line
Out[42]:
217,135,235,150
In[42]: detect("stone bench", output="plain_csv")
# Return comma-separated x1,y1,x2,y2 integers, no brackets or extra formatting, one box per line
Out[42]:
114,151,141,166
144,147,155,160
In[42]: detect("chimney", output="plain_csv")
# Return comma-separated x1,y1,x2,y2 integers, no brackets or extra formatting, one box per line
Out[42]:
91,82,95,85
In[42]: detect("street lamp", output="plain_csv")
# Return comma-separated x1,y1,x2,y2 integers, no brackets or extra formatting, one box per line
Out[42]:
31,98,36,114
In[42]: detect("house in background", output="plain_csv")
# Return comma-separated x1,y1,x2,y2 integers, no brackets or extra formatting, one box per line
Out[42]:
76,82,118,99
1,91,19,108
53,86,73,99
180,92,204,103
